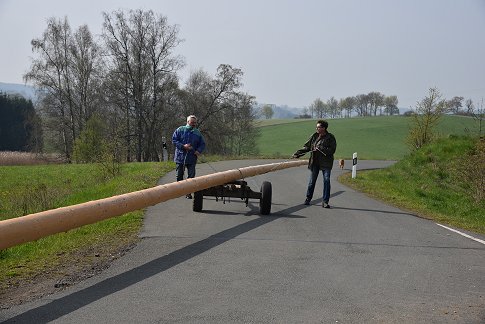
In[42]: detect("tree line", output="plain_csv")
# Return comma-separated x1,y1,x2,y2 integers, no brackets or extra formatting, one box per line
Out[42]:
303,92,399,119
300,92,478,119
0,93,42,152
23,9,259,163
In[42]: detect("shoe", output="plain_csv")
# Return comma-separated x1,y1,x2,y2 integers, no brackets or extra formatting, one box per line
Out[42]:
322,202,330,208
186,194,193,199
304,198,310,205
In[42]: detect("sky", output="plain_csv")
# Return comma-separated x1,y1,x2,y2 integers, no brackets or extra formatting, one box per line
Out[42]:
1,0,484,109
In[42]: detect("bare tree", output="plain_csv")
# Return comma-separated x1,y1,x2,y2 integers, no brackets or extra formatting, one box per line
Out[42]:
177,65,256,155
102,9,183,161
102,9,146,162
465,98,474,115
368,91,385,116
337,98,345,118
307,103,314,119
197,64,243,130
471,99,484,137
339,96,355,118
178,69,213,120
24,17,72,159
301,107,310,118
384,95,399,115
70,24,103,130
143,13,183,161
25,17,101,161
446,96,464,114
219,92,259,156
326,97,338,118
261,104,274,119
355,94,370,116
406,88,446,150
175,64,244,136
310,98,325,118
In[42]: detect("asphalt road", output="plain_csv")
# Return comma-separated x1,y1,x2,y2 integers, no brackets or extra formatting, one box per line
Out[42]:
1,160,484,323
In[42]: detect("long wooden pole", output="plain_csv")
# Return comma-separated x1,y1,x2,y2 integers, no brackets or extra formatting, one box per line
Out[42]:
0,160,306,250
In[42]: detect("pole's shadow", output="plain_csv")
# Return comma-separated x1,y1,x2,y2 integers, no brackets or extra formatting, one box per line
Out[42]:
1,202,309,323
3,190,396,323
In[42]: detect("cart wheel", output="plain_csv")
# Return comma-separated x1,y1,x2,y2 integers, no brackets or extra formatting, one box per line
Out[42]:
193,191,203,212
259,181,272,215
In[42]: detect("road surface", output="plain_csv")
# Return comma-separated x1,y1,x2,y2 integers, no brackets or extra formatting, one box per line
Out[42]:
1,160,484,323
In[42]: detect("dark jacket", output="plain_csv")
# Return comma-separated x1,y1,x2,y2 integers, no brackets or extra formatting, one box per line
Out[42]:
293,132,337,170
172,125,206,165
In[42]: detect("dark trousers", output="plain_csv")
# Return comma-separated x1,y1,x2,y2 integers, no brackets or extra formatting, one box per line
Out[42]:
176,163,196,181
306,164,332,203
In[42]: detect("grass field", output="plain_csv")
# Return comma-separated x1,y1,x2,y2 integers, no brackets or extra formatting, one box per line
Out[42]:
340,135,484,234
257,115,478,160
0,162,174,294
0,114,482,306
258,115,484,233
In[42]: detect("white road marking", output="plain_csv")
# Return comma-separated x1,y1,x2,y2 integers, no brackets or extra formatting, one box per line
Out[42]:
436,223,485,245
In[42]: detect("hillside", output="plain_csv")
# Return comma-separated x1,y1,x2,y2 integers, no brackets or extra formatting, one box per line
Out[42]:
340,135,484,234
256,115,478,160
0,82,37,101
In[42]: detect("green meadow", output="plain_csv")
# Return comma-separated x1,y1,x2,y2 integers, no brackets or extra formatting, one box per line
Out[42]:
0,162,174,292
257,115,477,160
0,114,483,302
340,135,484,234
259,115,484,234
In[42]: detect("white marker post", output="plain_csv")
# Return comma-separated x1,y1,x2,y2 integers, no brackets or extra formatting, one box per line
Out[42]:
352,152,357,179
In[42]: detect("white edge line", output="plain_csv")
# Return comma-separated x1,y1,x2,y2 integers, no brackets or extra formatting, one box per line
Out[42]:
436,223,485,245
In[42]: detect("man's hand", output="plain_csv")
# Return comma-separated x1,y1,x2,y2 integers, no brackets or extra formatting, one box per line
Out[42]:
183,143,192,151
194,151,200,156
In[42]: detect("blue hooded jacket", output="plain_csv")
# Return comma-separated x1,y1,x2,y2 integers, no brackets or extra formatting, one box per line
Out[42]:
172,125,206,165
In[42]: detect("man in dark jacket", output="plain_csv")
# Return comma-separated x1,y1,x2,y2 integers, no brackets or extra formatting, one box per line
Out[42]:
292,120,337,208
172,115,206,198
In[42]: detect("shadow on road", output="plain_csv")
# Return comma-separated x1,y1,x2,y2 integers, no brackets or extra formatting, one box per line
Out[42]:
332,206,417,217
2,203,307,323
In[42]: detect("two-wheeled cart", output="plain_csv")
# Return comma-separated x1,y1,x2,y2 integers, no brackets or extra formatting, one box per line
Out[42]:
192,180,272,215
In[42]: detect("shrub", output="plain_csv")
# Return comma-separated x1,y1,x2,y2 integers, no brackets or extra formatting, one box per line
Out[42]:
72,115,122,178
453,137,485,203
406,88,446,151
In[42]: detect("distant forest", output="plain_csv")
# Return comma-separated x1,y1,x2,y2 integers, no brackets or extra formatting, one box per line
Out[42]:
0,93,42,152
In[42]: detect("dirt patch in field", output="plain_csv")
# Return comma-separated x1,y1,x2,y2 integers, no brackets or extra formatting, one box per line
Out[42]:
0,238,138,310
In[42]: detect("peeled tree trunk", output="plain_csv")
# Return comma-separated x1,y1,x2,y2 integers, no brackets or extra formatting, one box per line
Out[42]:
0,160,307,250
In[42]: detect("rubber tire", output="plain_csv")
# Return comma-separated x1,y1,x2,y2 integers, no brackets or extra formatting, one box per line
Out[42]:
193,191,203,212
259,181,272,215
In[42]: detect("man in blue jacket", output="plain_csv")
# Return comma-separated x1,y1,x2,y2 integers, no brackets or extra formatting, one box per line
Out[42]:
172,115,206,198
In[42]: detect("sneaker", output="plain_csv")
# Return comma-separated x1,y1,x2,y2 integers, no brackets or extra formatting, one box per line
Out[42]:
186,194,193,199
304,198,310,205
322,202,330,208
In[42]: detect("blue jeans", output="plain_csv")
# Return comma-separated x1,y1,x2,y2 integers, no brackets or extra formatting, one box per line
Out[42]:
176,163,196,181
306,164,331,203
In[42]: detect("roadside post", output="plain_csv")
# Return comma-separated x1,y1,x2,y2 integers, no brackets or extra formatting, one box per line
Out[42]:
162,136,168,162
352,152,357,179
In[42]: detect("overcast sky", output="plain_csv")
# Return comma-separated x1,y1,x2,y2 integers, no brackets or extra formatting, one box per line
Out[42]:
1,0,484,109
